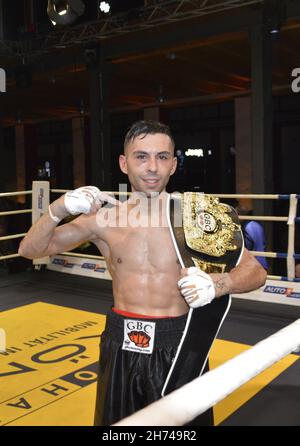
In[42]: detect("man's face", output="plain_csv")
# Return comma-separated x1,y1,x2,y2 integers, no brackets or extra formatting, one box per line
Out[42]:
119,133,177,196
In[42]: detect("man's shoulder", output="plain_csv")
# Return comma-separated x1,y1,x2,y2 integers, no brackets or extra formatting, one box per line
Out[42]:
91,202,126,233
96,201,127,219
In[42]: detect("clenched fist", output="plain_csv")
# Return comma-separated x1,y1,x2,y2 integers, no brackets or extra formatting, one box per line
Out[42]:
178,266,216,308
64,186,119,215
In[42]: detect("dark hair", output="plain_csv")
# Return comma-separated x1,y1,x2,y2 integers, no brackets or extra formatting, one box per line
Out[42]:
124,120,175,151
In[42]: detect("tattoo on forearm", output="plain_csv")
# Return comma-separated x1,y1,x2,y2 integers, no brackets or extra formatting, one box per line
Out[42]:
213,273,230,297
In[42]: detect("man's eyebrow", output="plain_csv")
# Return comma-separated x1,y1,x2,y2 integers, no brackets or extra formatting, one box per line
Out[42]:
132,150,172,155
157,151,172,156
132,150,149,154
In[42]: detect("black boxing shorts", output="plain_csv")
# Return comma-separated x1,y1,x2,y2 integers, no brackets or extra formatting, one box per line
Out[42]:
93,308,213,426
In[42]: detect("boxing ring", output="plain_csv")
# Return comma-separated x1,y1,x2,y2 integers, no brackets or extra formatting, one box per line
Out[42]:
0,182,300,425
2,181,298,304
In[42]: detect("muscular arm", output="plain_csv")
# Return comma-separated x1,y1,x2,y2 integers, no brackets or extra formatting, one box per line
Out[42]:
18,197,99,259
211,248,267,298
178,248,267,308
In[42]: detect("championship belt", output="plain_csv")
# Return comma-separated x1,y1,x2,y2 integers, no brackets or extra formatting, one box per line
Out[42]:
162,192,244,397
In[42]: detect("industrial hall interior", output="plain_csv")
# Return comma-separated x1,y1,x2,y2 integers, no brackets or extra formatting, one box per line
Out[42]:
0,0,300,428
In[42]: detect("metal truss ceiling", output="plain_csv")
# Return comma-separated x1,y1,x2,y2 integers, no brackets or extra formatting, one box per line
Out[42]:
0,0,264,58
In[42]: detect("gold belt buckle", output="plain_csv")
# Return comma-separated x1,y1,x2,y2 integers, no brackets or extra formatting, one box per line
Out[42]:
182,192,242,274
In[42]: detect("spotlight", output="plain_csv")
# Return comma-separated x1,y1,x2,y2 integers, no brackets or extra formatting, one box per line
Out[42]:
56,2,68,15
47,0,85,26
99,2,110,14
270,27,280,34
265,0,284,36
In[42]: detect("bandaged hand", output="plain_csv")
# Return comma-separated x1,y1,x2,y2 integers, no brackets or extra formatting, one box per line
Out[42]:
64,186,119,215
178,267,215,308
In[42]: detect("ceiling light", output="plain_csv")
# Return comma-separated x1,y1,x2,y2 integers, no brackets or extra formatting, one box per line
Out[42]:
54,1,68,15
185,149,204,158
270,28,279,34
99,2,110,14
47,0,85,26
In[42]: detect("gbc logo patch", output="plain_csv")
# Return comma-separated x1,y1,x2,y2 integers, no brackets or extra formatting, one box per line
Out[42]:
123,319,156,354
128,330,151,348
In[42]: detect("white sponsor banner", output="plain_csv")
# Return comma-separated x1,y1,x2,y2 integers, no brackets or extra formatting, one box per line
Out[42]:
47,254,111,280
47,255,300,307
233,279,300,306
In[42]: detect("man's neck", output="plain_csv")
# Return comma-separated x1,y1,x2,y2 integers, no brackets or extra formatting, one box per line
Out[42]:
128,190,168,221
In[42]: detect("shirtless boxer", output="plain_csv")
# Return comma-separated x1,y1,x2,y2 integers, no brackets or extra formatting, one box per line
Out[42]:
18,120,267,426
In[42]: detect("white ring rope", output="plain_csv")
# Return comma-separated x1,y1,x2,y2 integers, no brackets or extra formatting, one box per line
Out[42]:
0,209,32,217
0,253,20,261
114,319,300,426
210,194,287,200
0,190,32,197
239,216,288,222
61,251,105,260
0,184,299,281
0,233,27,241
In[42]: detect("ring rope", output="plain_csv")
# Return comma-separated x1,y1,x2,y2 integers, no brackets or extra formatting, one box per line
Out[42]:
0,253,20,261
0,233,27,242
239,216,288,222
61,252,106,260
211,193,290,200
267,275,300,282
50,190,295,200
0,209,32,217
0,191,32,198
51,189,130,197
114,319,300,426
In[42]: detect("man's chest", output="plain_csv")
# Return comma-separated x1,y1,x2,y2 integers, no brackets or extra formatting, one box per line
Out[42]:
104,227,179,270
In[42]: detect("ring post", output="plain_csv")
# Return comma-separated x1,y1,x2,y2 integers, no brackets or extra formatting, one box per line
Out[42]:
287,194,297,280
32,181,50,267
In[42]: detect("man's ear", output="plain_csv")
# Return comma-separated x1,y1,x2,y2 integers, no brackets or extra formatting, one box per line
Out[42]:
170,156,178,176
119,154,128,174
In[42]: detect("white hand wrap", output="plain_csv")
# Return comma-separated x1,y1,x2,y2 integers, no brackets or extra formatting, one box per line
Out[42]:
64,186,102,215
178,267,216,308
48,205,62,224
